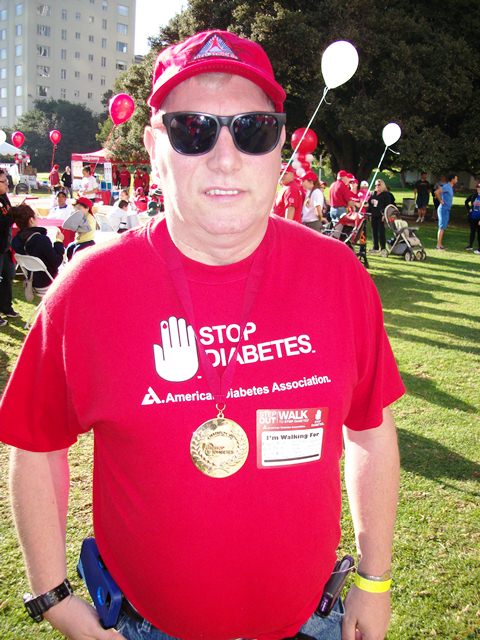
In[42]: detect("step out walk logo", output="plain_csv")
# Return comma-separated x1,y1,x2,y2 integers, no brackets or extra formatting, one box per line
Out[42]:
152,316,313,383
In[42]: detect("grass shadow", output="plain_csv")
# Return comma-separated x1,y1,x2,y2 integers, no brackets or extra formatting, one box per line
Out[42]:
399,371,478,413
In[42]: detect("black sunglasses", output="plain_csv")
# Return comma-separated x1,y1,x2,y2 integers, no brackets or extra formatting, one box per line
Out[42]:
162,111,286,156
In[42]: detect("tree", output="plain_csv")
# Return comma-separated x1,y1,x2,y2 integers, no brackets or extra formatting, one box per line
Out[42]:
106,0,480,179
9,100,101,171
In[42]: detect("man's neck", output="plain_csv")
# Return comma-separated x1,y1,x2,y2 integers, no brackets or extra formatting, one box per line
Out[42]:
167,221,268,266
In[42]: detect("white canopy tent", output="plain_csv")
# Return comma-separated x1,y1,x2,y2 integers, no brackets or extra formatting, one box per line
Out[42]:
0,141,25,155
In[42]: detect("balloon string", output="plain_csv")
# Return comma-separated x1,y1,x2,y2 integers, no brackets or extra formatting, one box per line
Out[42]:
358,146,389,212
279,86,329,183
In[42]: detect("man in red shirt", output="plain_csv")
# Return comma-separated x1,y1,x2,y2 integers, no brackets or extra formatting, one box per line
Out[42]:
272,165,304,223
48,164,60,194
1,30,403,640
119,164,131,189
329,169,358,223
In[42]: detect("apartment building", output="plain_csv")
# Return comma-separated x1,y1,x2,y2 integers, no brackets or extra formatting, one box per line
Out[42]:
0,0,136,127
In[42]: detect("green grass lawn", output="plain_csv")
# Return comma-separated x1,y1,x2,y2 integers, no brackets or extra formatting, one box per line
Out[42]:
0,214,479,639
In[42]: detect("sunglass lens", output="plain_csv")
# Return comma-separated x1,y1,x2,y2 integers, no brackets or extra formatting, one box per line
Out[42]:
169,114,218,155
233,114,279,154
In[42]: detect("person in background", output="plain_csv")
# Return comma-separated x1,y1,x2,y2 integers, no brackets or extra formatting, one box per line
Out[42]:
141,167,150,194
133,169,144,191
413,172,430,223
357,180,371,214
113,189,131,209
464,182,480,254
134,187,149,213
435,173,458,250
48,190,74,222
78,166,98,205
301,170,327,231
368,179,394,254
272,164,303,222
11,204,64,292
119,164,131,190
107,199,130,233
61,166,73,199
431,175,445,221
329,170,358,224
0,29,403,640
48,164,61,194
0,168,17,327
66,197,96,260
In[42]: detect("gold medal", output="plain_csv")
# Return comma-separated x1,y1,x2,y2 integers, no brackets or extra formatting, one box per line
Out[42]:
190,406,249,478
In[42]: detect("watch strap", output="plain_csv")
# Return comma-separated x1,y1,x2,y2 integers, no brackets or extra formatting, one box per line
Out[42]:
23,578,73,622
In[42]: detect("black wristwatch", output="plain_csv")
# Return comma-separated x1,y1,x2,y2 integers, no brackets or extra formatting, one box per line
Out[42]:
23,579,74,622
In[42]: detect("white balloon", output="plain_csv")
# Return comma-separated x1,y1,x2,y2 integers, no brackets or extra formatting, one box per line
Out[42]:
296,168,306,177
382,122,401,147
305,153,314,163
291,160,301,169
321,41,359,90
0,130,6,145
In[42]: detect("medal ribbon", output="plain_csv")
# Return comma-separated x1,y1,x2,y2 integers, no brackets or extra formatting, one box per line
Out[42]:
163,230,268,409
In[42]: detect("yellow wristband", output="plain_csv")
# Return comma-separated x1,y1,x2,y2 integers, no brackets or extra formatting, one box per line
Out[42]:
354,572,392,593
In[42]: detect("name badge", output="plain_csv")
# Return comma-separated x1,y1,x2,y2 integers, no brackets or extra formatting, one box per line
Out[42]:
256,407,328,468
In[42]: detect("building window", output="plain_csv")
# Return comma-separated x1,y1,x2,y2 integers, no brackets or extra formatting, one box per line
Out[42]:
37,25,51,37
88,54,94,62
88,35,94,43
0,49,7,60
88,16,94,23
38,85,49,97
61,29,67,40
100,76,106,86
0,68,6,79
0,106,7,118
117,4,128,16
102,18,107,29
102,1,108,10
15,65,22,76
88,73,93,81
15,85,22,96
0,10,6,21
0,87,7,98
116,60,127,71
75,32,80,39
101,56,106,67
61,9,67,20
16,105,23,117
74,51,80,59
61,49,67,60
15,24,22,36
60,69,66,79
37,4,51,16
88,92,93,99
117,23,128,35
37,45,50,57
101,38,107,48
0,30,6,40
74,71,80,78
116,41,128,53
15,4,23,17
60,88,66,99
75,11,81,20
37,65,50,77
74,90,80,98
15,44,22,56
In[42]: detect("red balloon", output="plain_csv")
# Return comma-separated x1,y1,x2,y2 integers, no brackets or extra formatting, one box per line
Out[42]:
11,131,25,148
49,129,62,145
109,93,135,125
291,128,318,154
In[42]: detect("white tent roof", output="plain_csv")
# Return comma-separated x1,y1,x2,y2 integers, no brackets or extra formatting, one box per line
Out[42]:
0,141,25,155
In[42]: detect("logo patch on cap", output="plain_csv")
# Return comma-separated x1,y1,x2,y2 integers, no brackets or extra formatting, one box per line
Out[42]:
193,34,239,61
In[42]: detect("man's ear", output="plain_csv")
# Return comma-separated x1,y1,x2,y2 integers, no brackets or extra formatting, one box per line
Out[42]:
144,125,161,188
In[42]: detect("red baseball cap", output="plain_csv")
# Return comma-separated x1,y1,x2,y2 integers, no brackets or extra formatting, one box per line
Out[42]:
302,170,318,182
281,163,295,174
148,30,286,112
76,197,93,211
337,170,349,178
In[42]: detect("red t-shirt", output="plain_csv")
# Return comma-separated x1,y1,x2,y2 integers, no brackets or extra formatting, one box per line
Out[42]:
329,179,354,207
0,217,404,640
49,169,60,187
272,181,304,222
119,170,131,187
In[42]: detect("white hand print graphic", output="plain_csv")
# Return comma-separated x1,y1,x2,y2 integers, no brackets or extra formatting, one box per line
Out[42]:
154,316,199,382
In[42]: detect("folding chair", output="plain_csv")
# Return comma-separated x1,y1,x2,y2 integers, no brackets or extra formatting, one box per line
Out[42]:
14,254,54,329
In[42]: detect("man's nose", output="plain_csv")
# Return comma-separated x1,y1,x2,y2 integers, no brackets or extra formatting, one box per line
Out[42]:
207,125,242,173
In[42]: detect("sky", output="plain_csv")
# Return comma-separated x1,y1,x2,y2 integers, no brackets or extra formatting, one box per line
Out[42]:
134,0,187,55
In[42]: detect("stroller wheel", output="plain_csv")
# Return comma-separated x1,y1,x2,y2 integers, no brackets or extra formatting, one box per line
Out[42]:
415,249,426,261
404,251,414,262
380,249,388,258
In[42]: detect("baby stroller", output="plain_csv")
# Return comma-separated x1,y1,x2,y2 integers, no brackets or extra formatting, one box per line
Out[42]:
383,204,427,261
323,210,369,268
